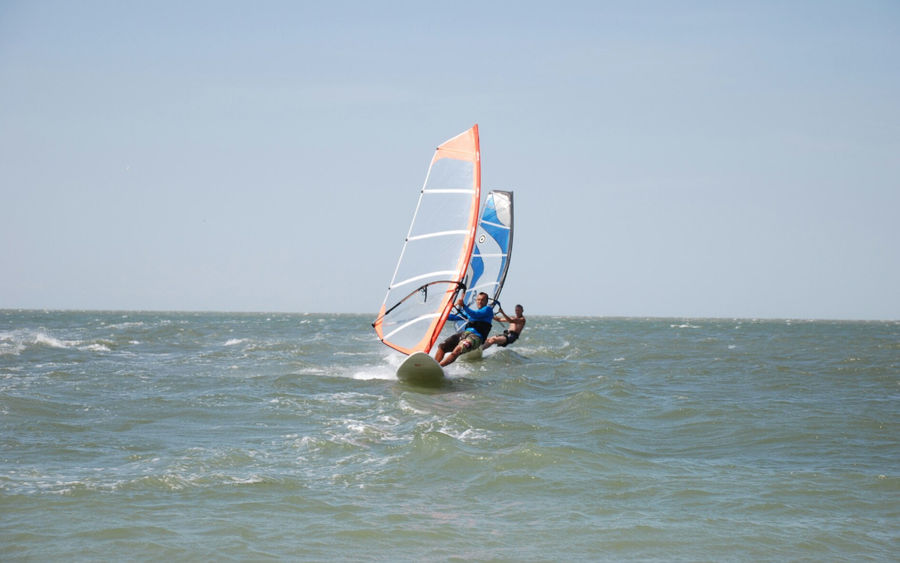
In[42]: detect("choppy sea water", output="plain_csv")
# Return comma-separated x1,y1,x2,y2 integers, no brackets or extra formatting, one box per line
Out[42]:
1,310,897,561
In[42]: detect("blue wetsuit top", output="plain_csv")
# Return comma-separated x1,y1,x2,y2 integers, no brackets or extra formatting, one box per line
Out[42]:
459,304,494,340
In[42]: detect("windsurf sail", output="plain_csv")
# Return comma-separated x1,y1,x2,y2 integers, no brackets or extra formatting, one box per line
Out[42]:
455,190,514,329
373,125,481,355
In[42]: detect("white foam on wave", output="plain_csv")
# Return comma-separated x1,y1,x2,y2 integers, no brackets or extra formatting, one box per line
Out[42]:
104,321,145,330
330,418,403,447
326,391,381,407
0,328,120,356
34,332,75,349
452,426,491,442
224,338,247,347
418,418,492,443
347,352,404,381
0,330,77,354
351,367,396,381
0,331,25,355
399,399,430,415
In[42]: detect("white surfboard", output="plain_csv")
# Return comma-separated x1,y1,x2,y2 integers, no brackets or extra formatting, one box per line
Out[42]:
396,351,445,386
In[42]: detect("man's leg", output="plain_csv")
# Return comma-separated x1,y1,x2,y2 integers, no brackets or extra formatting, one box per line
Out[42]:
440,345,461,367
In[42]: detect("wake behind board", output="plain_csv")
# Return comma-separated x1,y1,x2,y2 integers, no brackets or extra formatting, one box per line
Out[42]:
457,346,483,362
397,351,445,386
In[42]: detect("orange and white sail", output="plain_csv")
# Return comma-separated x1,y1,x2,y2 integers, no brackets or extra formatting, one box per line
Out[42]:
373,125,481,355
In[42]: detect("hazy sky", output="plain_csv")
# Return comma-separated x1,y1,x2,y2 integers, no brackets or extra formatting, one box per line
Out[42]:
2,1,898,319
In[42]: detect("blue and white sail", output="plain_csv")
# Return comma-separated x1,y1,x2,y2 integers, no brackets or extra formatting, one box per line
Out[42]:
459,190,514,318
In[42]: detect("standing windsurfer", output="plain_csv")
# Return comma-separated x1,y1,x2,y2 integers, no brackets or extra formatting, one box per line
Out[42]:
435,292,493,366
484,304,526,349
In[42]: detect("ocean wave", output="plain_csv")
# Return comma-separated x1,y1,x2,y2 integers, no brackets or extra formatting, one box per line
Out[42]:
0,329,114,355
102,321,146,330
351,366,396,381
0,329,74,355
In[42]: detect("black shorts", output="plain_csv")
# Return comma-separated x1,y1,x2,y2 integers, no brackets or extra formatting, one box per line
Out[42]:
498,330,519,347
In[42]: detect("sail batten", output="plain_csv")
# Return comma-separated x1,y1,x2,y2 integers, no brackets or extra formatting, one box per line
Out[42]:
391,270,460,289
407,229,470,242
373,125,481,355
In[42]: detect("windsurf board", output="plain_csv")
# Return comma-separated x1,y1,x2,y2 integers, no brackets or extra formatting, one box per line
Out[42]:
396,351,445,386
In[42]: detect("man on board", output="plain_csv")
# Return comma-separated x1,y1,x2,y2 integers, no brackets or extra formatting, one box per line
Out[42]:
484,304,526,350
435,292,493,367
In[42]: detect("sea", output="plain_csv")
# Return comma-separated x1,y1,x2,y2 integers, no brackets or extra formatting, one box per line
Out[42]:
1,310,897,561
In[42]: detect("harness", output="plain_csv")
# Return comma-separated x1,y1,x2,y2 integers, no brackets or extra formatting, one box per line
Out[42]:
466,320,492,341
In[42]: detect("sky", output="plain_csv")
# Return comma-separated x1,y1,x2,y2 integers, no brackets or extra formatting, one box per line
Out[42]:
1,1,898,319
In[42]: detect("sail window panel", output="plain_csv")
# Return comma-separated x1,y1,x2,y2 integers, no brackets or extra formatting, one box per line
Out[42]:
392,232,469,288
384,317,435,350
389,269,458,292
408,191,477,239
380,278,460,351
424,158,475,192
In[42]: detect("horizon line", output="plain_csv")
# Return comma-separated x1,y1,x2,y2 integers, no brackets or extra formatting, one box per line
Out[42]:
1,308,896,323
